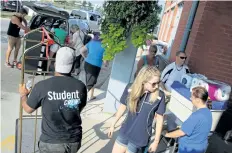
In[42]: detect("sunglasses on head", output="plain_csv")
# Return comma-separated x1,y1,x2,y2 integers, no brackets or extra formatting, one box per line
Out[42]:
179,56,187,60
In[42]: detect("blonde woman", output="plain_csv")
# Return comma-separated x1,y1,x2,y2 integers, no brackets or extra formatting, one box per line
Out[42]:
108,66,165,153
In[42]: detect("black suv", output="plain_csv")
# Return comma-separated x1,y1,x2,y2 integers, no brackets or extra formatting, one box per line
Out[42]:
21,2,90,74
1,0,21,11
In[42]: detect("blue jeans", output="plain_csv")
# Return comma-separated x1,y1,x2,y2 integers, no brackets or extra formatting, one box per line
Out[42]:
116,134,146,153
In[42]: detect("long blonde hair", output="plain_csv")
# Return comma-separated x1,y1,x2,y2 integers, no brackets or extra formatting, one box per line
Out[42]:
128,66,161,113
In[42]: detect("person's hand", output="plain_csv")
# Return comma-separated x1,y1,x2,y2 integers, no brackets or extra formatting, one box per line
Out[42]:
24,27,30,34
104,61,109,67
19,84,30,97
164,90,171,96
162,130,168,137
148,141,159,152
108,125,115,138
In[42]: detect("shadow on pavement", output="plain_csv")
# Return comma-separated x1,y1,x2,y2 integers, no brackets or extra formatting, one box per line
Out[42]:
94,122,119,153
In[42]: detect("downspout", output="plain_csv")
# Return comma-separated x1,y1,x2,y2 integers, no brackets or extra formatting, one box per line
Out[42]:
179,0,199,52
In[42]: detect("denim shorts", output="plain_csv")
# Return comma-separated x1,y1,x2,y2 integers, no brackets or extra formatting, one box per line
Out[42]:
116,134,146,153
38,141,81,153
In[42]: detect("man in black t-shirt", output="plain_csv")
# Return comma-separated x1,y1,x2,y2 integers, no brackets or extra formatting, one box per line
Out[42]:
19,47,87,153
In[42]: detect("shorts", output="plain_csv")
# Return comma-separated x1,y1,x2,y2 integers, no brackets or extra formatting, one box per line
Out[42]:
84,62,101,91
50,44,60,53
116,134,146,153
38,141,81,153
8,35,21,50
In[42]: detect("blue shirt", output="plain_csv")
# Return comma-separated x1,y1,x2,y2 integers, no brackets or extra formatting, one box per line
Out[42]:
85,40,105,68
179,108,212,153
119,84,166,147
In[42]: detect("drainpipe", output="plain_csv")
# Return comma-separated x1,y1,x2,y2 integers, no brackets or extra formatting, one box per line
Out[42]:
179,1,199,52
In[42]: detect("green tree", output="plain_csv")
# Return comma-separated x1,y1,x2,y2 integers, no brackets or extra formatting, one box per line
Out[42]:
95,6,104,14
101,1,161,61
82,0,87,7
88,1,92,8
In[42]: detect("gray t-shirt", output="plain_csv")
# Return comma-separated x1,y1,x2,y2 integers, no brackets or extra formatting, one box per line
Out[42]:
27,76,87,143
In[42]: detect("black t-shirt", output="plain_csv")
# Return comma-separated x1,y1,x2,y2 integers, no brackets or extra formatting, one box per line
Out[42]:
7,15,22,37
27,76,87,143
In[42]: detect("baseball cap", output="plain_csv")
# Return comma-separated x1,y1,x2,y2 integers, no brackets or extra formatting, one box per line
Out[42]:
55,47,75,74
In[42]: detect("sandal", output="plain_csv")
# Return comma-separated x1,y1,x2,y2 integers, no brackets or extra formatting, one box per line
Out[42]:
13,61,17,66
13,61,22,70
88,96,96,101
5,62,13,68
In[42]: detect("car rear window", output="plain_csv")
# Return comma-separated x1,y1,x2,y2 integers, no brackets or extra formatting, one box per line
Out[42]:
71,10,87,20
89,13,98,21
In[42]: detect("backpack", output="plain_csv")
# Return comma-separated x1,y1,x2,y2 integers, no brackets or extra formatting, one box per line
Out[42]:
79,30,92,45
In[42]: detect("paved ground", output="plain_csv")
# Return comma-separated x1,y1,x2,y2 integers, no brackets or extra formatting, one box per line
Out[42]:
2,18,230,153
0,18,141,153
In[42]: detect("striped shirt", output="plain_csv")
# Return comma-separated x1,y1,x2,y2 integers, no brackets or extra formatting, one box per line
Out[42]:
161,62,190,91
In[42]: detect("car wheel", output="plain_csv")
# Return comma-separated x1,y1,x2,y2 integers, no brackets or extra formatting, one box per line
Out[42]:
0,6,6,11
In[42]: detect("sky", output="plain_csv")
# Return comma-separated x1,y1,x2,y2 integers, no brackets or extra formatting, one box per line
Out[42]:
89,0,104,6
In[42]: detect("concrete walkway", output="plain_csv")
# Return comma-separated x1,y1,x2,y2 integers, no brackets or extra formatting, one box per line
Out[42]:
4,89,168,153
0,42,147,153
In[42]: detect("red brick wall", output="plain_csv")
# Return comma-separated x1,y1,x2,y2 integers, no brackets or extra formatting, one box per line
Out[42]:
161,11,171,41
158,13,167,39
166,7,178,43
186,1,232,101
169,1,193,61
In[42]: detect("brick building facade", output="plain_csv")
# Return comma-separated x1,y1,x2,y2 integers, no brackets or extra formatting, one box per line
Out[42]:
158,0,232,137
158,1,232,102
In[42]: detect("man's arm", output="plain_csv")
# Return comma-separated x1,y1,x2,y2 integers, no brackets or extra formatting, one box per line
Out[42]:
165,129,186,138
165,113,199,138
19,84,41,114
80,46,88,58
134,58,144,78
160,63,172,96
21,95,35,114
79,85,87,112
11,16,28,31
19,84,36,114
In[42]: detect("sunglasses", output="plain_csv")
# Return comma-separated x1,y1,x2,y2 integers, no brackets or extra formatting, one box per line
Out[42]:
147,81,160,87
179,56,187,60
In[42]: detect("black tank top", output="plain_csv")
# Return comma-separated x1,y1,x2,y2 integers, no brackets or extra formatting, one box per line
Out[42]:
7,15,22,37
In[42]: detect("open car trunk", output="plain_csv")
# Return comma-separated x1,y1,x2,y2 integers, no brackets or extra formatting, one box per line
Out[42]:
22,1,69,19
22,2,69,75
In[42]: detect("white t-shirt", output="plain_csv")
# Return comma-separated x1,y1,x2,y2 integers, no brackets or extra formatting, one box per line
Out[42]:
72,30,85,56
161,62,190,91
156,45,163,56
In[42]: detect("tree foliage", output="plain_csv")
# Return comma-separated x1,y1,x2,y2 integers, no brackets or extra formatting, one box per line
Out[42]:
101,1,161,61
88,1,92,8
82,0,87,7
